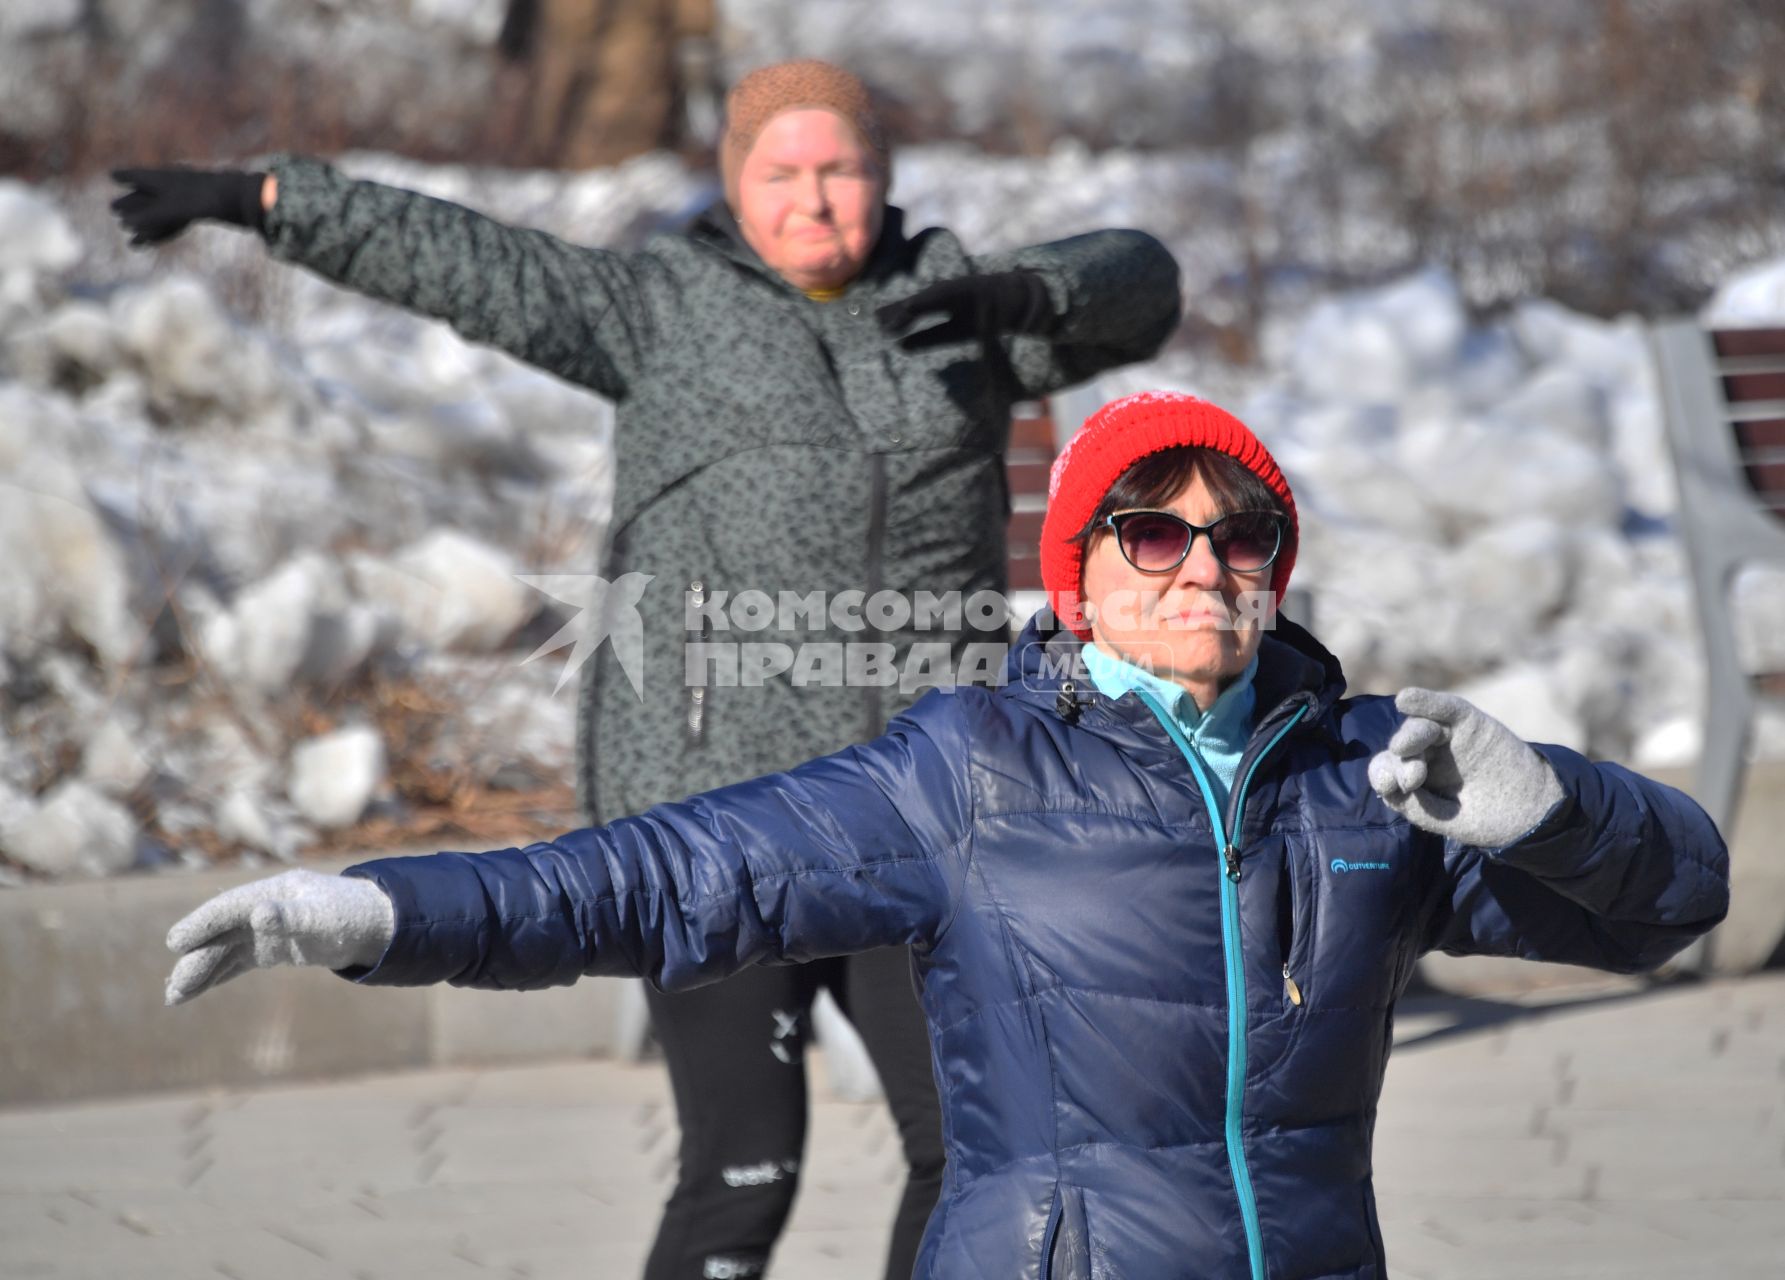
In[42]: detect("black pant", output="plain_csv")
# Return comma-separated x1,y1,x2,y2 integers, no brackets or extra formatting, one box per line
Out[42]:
640,947,945,1280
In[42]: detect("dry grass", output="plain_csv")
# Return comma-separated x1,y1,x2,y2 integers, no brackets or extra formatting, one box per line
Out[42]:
6,45,537,183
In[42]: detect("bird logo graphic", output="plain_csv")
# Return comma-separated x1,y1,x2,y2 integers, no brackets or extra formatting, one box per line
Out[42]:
516,573,654,697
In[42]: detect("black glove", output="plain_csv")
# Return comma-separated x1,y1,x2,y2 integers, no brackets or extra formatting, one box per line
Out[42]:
875,271,1057,351
110,167,268,247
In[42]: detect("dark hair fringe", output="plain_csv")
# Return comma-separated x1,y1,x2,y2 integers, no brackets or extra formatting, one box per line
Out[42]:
1069,447,1295,554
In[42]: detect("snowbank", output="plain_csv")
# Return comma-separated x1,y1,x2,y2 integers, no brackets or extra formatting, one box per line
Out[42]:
1232,259,1785,761
2,151,1784,880
0,170,607,878
1704,260,1785,328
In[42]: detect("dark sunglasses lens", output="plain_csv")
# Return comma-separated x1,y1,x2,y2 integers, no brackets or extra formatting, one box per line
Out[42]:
1118,513,1192,571
1209,513,1281,571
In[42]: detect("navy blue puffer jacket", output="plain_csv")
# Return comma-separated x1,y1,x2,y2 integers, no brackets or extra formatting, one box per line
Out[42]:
344,616,1728,1280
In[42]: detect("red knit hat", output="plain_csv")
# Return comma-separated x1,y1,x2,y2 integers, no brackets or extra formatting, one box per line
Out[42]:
1039,391,1298,638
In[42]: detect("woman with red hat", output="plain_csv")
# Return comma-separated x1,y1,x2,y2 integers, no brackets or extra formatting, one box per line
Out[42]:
114,58,1182,1280
164,390,1728,1279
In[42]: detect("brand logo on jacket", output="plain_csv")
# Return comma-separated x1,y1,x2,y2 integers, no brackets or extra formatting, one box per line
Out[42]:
1330,858,1392,875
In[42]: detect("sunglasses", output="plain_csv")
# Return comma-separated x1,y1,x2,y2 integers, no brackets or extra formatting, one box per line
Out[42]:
1103,509,1287,575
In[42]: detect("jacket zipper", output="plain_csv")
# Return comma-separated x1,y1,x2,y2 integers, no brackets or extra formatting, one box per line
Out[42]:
1224,704,1312,1005
687,577,709,743
1040,1187,1064,1278
1282,848,1304,1007
1137,692,1308,1280
862,451,888,738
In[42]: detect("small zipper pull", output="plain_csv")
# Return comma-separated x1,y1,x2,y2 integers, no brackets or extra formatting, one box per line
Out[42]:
1283,962,1303,1007
1224,843,1241,882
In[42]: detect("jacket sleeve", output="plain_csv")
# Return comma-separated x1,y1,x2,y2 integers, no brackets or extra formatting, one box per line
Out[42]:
336,694,976,993
260,154,672,400
1423,744,1729,973
975,229,1181,398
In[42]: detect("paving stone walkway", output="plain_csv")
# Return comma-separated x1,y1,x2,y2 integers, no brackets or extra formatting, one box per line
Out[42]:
3,975,1781,1278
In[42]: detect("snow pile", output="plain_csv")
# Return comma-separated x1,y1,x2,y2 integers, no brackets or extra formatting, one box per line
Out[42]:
289,726,389,830
2,150,1783,881
4,781,139,878
1240,267,1785,763
0,184,82,337
1704,260,1785,328
0,171,621,880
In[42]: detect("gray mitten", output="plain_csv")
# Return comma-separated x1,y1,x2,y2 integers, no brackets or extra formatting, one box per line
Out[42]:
1368,687,1565,849
164,868,395,1006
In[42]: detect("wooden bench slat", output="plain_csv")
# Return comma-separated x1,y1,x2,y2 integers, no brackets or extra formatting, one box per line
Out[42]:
1006,459,1052,493
1008,415,1055,452
1713,329,1785,358
1740,460,1785,499
1736,421,1785,450
1008,510,1046,544
1007,401,1060,591
1006,557,1045,591
1723,372,1785,403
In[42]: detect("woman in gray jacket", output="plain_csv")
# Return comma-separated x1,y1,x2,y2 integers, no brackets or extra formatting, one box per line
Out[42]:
114,58,1181,1279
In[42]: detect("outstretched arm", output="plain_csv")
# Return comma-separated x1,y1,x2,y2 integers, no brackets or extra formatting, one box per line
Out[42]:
112,158,674,400
164,869,394,1006
166,697,975,1003
975,229,1183,397
1371,688,1729,973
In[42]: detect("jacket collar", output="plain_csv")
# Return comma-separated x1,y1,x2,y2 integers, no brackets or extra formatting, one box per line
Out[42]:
1081,641,1259,739
1004,609,1347,745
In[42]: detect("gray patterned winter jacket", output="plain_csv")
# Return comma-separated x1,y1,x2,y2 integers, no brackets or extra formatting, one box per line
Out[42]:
261,155,1181,820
